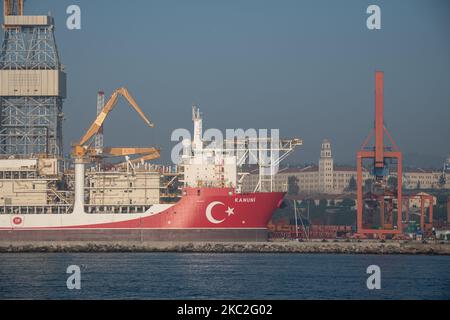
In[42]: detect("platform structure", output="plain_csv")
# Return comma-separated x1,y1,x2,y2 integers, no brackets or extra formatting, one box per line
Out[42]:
0,0,66,156
231,137,303,192
356,71,403,238
403,193,434,233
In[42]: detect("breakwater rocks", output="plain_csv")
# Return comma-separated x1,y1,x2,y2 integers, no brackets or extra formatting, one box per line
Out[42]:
0,240,449,255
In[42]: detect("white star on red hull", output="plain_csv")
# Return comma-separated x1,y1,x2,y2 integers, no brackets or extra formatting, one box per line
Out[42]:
225,207,235,216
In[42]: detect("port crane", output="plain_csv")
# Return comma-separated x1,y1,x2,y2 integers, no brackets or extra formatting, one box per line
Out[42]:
71,87,160,213
72,87,160,162
356,71,403,239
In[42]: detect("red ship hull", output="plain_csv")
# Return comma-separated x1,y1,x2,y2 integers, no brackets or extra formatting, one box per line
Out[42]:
0,188,285,242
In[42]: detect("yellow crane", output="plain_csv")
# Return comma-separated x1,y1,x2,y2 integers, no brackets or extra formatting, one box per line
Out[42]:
72,87,160,162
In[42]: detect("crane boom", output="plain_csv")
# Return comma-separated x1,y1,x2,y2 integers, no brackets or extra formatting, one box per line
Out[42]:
72,87,158,161
78,87,154,147
128,152,161,163
115,151,161,168
374,71,384,171
102,147,159,157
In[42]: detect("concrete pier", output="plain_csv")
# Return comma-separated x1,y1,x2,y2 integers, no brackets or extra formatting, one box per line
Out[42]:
0,240,449,255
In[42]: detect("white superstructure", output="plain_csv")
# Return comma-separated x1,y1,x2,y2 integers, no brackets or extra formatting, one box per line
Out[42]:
182,106,238,188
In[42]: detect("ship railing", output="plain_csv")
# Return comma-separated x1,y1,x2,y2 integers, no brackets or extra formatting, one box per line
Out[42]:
84,205,153,214
0,204,72,214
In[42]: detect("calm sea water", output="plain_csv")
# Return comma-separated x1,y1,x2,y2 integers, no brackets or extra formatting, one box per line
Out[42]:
0,253,449,300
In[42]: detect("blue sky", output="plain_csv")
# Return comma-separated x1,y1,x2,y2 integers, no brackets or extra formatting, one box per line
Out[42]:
7,0,450,166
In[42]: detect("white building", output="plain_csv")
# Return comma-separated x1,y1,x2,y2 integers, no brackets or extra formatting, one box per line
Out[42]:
242,139,450,194
318,139,334,193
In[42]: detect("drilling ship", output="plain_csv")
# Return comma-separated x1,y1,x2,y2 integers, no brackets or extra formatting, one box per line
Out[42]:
0,1,301,241
0,105,301,241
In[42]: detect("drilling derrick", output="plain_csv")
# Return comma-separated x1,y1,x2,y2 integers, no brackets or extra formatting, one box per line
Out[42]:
0,0,66,156
356,71,403,239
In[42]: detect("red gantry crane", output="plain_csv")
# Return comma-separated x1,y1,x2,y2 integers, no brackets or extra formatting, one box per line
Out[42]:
356,71,403,239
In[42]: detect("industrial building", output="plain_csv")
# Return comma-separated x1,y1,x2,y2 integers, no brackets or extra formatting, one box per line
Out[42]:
0,157,70,213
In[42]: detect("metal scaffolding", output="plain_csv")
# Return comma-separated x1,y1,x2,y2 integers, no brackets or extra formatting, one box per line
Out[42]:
230,137,303,192
0,9,65,157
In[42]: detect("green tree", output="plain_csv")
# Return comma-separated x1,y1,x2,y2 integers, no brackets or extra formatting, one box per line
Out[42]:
437,194,447,204
299,198,315,209
319,198,328,210
346,176,357,192
287,176,299,195
364,179,374,193
438,174,446,188
387,176,398,191
341,197,356,207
